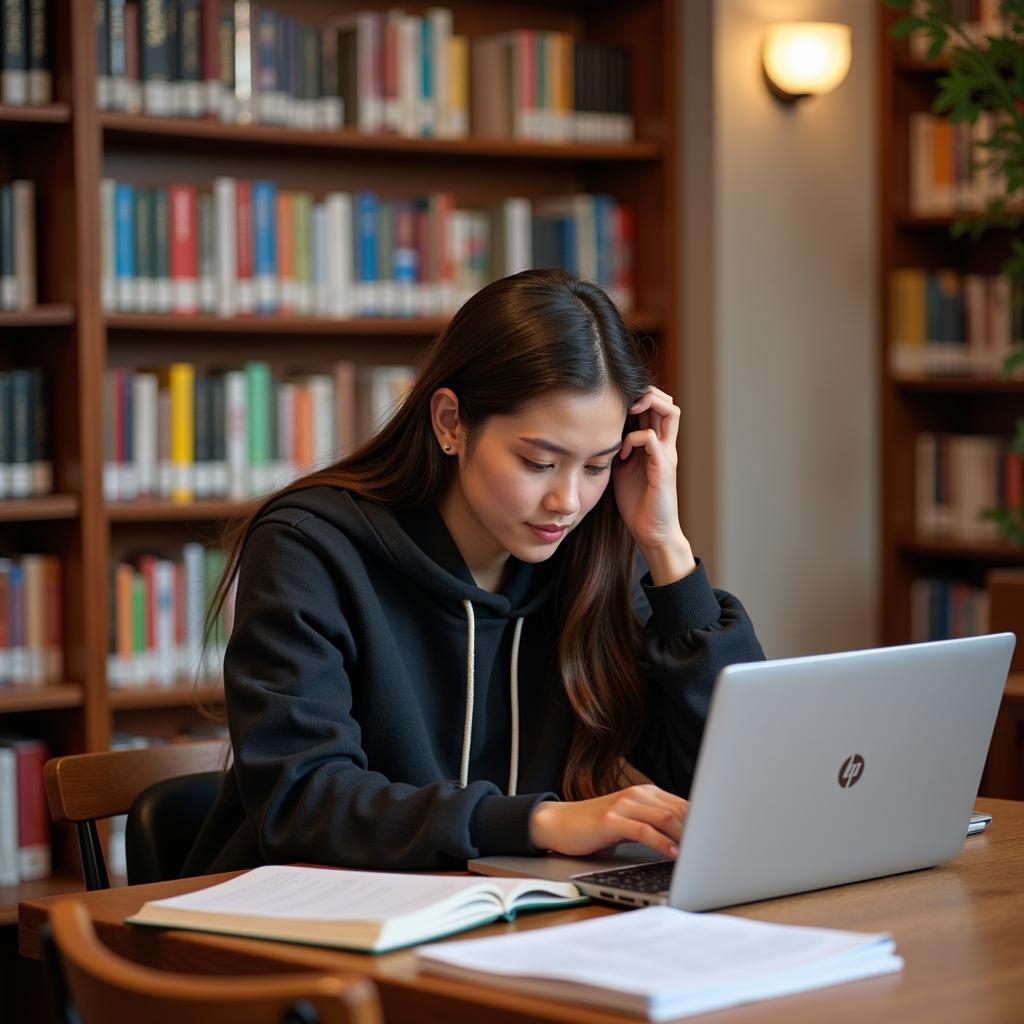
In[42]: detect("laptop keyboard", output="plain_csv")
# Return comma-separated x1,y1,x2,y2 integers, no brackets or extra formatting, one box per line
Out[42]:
576,859,675,893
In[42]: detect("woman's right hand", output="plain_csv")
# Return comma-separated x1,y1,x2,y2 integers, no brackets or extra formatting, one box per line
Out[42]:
529,785,687,859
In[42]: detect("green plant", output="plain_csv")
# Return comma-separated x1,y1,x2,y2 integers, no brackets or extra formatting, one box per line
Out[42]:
888,0,1024,279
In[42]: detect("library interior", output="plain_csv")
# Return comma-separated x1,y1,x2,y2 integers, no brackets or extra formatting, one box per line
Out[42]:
2,2,1024,1022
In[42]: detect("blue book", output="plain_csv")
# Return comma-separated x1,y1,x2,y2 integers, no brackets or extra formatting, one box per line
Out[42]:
560,217,578,274
420,17,433,137
252,180,278,314
114,182,136,310
593,195,612,289
356,191,379,315
9,565,24,679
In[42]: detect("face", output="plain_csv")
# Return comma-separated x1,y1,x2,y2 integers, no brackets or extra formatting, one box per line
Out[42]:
437,388,627,589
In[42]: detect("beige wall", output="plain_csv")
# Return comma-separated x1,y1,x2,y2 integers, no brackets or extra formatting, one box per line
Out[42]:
681,0,879,658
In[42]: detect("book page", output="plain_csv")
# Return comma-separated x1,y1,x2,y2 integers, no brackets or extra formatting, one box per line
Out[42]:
143,865,498,923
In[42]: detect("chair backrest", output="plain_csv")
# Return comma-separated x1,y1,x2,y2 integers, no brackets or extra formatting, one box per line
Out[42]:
48,899,384,1024
125,770,223,885
44,740,227,889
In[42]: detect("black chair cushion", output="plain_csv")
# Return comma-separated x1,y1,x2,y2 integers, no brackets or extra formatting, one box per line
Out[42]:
125,771,223,885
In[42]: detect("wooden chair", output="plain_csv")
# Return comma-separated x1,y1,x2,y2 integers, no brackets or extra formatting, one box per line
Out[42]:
44,740,228,889
46,899,383,1024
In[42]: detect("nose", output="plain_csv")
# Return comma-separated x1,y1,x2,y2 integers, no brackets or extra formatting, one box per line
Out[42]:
544,475,580,517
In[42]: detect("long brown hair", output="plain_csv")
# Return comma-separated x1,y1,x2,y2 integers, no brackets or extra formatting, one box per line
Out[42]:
206,268,652,799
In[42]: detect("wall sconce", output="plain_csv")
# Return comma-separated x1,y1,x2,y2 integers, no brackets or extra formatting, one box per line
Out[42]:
762,22,852,103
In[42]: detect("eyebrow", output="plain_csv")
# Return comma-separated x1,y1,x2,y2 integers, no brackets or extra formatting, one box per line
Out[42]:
518,437,622,459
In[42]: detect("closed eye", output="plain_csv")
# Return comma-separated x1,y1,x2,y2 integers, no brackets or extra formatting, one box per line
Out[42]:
585,464,611,476
521,457,554,472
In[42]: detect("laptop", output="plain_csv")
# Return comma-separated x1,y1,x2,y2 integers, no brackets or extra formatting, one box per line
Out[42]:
469,634,1014,912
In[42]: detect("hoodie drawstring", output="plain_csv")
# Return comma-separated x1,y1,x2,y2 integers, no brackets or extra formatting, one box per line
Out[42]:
458,600,524,796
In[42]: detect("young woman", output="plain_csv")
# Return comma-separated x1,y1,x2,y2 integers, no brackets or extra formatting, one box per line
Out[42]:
184,268,763,876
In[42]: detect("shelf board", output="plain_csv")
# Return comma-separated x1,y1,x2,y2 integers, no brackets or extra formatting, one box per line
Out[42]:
893,375,1024,394
106,499,256,522
0,873,82,926
0,495,80,521
900,537,1024,563
107,310,662,335
0,684,83,713
100,112,662,161
0,103,70,125
109,682,224,710
0,304,75,327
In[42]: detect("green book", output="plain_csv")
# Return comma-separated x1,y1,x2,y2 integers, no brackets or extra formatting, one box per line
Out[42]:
245,361,271,495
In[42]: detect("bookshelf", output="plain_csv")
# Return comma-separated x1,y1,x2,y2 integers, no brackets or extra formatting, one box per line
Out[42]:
879,8,1024,646
0,0,681,916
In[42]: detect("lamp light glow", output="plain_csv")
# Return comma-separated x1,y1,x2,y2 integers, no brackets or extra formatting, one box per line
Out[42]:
762,22,852,102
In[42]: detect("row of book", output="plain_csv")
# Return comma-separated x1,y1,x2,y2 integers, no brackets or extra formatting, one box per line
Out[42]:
103,360,415,504
0,368,52,499
910,577,989,643
94,2,633,144
0,554,62,687
0,0,52,106
889,269,1024,377
0,733,49,885
100,178,636,318
107,543,230,689
915,432,1021,543
908,112,1009,218
1,180,37,311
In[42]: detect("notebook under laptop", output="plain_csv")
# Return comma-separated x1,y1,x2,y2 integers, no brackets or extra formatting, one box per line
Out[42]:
469,634,1015,912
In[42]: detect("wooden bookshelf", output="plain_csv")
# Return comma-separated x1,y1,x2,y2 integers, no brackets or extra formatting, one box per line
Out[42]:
879,10,1024,644
0,873,81,926
0,304,75,327
0,0,681,919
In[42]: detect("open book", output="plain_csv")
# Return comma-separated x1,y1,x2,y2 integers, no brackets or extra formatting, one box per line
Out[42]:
417,905,903,1021
126,864,587,954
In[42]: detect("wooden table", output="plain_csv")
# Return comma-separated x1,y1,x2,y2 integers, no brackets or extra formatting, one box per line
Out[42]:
20,798,1024,1023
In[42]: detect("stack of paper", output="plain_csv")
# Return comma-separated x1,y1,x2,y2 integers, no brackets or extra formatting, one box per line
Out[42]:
417,906,903,1021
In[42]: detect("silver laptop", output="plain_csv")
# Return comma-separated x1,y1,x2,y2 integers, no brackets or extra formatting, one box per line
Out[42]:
470,634,1014,912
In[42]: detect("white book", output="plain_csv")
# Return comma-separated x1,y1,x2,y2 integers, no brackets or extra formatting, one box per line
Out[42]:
182,543,205,679
418,906,902,1022
225,370,249,500
214,177,238,318
397,15,420,138
132,372,158,498
126,864,585,954
324,193,354,318
0,749,18,886
308,375,336,470
12,181,36,310
100,179,117,313
504,198,533,275
154,560,176,685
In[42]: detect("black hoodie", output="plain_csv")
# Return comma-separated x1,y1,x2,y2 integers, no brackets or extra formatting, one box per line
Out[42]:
183,486,764,875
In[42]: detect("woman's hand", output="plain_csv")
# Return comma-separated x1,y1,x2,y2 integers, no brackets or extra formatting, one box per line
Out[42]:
613,386,696,584
529,784,688,859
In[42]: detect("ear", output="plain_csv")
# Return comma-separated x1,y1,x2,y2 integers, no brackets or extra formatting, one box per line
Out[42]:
430,388,462,454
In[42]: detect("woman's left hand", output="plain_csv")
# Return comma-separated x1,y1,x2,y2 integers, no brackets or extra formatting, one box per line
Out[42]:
613,386,697,585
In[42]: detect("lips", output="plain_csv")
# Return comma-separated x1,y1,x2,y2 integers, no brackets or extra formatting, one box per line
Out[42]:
528,523,567,543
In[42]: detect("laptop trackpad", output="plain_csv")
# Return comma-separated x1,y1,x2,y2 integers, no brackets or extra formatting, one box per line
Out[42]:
467,842,663,883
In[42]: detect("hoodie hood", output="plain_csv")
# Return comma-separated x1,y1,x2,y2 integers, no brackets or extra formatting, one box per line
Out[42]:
262,485,562,619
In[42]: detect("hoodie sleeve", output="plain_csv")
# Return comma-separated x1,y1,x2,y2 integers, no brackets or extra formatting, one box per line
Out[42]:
628,559,765,797
223,517,554,872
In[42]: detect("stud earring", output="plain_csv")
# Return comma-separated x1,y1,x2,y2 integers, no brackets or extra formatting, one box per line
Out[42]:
443,443,452,453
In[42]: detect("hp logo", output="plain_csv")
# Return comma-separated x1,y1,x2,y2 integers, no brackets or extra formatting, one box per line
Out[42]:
838,754,865,789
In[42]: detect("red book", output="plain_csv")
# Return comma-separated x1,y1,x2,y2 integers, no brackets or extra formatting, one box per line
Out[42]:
139,555,158,684
169,185,199,315
0,735,51,881
518,30,534,137
236,180,255,314
1005,451,1023,509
